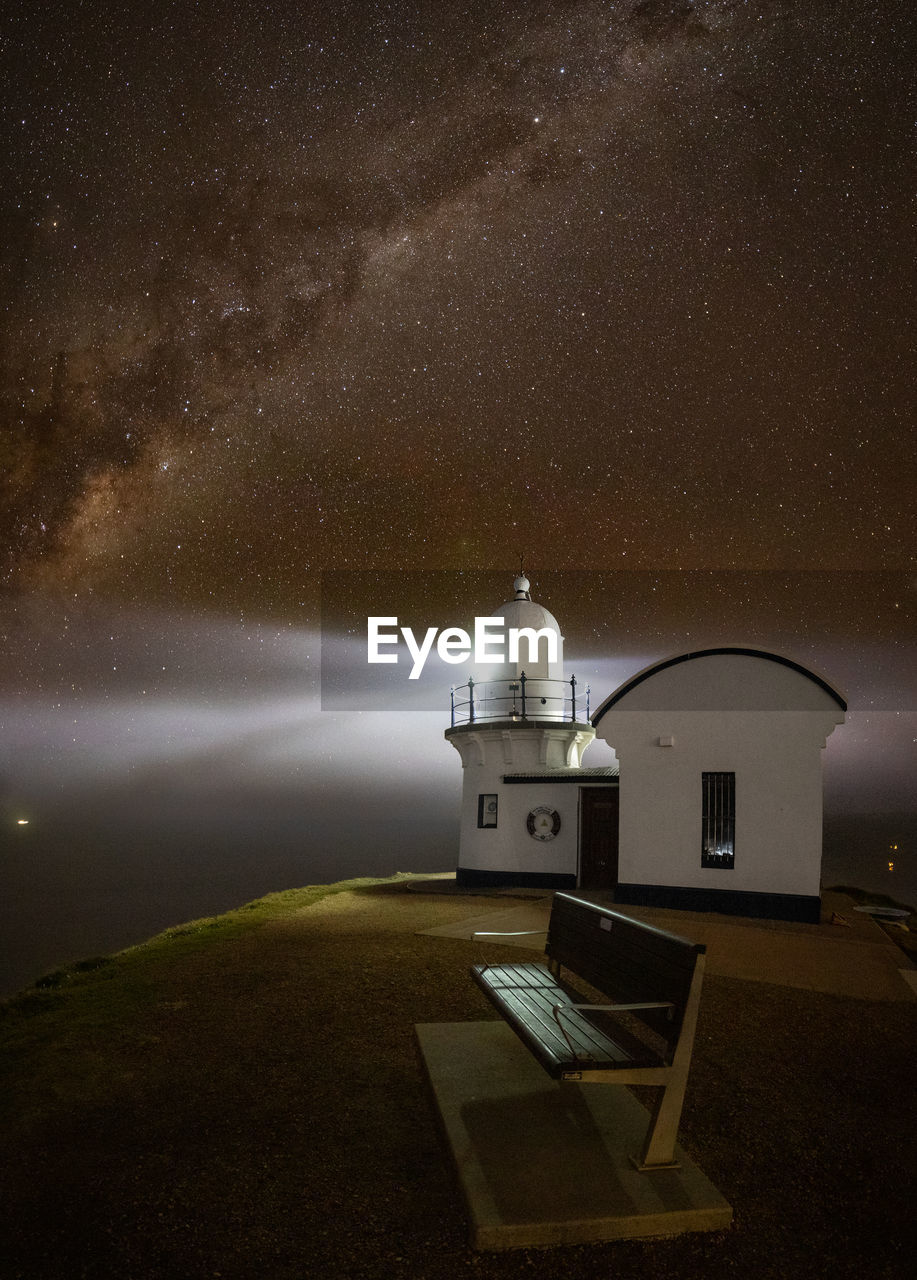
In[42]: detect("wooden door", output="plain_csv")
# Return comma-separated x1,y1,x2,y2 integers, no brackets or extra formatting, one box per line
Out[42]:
579,787,619,889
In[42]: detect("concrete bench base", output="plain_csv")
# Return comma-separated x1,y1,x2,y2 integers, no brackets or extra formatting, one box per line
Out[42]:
417,1021,732,1251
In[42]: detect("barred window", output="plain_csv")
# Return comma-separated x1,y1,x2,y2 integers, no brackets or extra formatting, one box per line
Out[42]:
702,772,735,869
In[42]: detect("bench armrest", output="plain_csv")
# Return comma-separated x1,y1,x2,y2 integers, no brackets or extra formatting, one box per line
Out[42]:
552,1001,675,1057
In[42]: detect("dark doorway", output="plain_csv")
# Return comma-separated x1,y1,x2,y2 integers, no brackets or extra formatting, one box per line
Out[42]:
579,787,619,890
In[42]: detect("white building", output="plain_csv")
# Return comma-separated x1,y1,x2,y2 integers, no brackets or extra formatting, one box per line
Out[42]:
445,578,846,922
592,648,847,923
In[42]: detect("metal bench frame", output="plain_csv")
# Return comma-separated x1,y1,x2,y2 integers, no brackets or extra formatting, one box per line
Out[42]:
471,892,707,1171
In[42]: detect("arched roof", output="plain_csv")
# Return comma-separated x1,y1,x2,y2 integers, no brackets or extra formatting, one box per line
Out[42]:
474,573,565,682
592,646,847,725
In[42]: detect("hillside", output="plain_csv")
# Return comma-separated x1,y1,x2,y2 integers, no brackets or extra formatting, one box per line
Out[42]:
2,876,915,1279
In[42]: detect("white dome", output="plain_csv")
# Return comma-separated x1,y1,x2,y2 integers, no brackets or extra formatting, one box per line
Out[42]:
479,584,565,682
492,596,562,640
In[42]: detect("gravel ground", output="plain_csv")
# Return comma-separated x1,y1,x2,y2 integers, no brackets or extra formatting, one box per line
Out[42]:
2,881,916,1280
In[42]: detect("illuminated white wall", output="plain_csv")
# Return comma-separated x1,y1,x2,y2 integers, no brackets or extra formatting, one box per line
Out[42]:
446,723,594,880
594,651,846,903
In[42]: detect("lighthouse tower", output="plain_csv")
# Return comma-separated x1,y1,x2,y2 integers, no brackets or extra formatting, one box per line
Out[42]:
445,573,596,888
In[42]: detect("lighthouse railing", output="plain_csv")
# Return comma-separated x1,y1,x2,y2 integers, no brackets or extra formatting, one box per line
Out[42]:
449,674,590,727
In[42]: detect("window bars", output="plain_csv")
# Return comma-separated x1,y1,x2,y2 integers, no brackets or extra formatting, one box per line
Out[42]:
702,771,735,869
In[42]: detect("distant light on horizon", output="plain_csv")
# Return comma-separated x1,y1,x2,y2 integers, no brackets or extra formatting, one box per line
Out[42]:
17,818,29,825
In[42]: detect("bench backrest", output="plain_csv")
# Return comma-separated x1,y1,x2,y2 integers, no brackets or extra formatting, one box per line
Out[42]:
545,893,705,1051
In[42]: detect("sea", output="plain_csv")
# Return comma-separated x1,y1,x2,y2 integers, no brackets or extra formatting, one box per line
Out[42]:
1,808,913,1001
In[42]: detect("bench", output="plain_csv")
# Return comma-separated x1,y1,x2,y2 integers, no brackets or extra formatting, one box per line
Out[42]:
471,892,707,1170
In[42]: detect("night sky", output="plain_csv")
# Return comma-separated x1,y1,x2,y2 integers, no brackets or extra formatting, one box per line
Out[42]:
1,2,915,991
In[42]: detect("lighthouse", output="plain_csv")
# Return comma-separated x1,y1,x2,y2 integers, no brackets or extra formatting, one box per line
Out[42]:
445,573,600,888
443,573,845,916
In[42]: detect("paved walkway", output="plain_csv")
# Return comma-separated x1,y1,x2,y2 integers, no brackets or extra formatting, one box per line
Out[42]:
419,886,916,1002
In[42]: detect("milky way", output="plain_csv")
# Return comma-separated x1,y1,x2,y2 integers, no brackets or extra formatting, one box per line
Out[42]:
1,2,915,989
3,0,914,613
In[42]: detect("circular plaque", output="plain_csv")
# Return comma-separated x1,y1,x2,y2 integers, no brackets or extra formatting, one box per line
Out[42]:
526,806,561,841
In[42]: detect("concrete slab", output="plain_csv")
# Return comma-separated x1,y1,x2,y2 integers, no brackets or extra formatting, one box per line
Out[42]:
609,904,916,1001
421,899,552,951
420,894,917,1001
900,968,917,997
416,1021,732,1251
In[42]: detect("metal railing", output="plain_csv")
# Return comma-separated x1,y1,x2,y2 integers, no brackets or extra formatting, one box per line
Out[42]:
449,673,590,727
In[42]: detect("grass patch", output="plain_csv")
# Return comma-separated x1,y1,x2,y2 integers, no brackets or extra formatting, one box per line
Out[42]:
0,873,429,1129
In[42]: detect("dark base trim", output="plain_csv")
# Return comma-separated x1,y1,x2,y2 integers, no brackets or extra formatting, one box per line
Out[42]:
456,867,577,890
613,882,822,925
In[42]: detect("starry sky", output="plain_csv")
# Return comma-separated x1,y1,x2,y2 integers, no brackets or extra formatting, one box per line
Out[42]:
1,1,915,989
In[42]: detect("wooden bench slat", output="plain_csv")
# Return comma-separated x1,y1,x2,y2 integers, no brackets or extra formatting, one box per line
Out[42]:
498,981,637,1065
493,988,580,1068
471,963,666,1076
